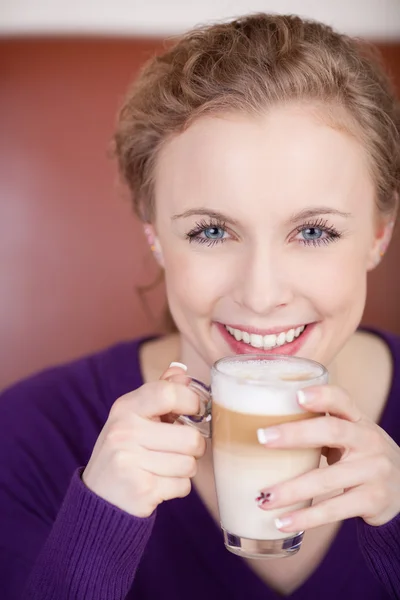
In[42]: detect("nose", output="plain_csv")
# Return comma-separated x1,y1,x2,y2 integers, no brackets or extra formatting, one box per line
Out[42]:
234,242,294,315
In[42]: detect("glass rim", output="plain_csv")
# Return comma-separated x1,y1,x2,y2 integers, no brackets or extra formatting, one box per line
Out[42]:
212,353,328,387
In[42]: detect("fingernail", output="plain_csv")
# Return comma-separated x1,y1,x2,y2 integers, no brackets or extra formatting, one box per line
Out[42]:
256,491,273,507
169,362,188,371
257,427,280,444
297,389,314,406
275,517,292,529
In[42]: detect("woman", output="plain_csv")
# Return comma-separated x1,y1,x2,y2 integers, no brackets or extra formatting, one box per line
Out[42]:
1,13,399,600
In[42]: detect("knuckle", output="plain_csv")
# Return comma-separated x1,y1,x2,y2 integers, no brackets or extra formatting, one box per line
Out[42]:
367,428,385,452
367,485,387,511
109,396,126,420
109,390,140,419
134,473,155,501
105,413,141,446
188,429,205,456
111,449,132,474
105,422,125,445
369,454,393,480
177,478,192,498
185,456,197,477
157,381,178,413
375,454,393,478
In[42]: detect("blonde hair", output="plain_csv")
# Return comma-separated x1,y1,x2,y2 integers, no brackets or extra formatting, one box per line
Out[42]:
114,13,400,220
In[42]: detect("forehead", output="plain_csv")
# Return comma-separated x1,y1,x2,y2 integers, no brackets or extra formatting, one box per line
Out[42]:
154,104,375,218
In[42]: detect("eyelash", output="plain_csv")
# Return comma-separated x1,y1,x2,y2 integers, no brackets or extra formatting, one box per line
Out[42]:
295,218,342,247
185,217,342,247
186,219,229,247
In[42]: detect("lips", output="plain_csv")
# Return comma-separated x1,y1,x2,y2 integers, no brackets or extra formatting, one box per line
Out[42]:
225,324,305,350
216,322,314,356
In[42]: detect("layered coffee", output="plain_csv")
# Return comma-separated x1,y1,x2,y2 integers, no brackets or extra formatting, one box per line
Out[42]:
211,358,322,541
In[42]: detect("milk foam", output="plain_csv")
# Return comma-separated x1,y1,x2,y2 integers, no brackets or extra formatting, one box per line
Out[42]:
212,359,323,415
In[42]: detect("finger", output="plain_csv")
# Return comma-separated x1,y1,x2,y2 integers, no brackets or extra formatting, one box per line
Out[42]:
258,457,382,510
297,385,362,422
117,380,201,420
160,362,191,386
157,476,192,502
140,448,198,478
139,419,206,457
160,362,187,380
257,415,364,449
273,486,376,533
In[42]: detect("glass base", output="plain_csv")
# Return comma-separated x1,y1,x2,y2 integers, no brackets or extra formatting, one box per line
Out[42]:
223,528,304,559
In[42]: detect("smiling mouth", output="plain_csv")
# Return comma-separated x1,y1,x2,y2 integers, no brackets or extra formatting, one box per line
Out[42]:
223,324,307,350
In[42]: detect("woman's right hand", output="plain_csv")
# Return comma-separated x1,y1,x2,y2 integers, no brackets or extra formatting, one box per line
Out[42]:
82,364,206,517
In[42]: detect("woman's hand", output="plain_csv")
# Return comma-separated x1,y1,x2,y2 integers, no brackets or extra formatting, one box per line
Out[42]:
82,364,206,518
256,385,400,531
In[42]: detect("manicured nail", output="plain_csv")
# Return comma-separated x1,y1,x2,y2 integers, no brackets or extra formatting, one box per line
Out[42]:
169,362,188,371
297,389,315,406
256,491,273,507
275,517,292,530
257,427,280,444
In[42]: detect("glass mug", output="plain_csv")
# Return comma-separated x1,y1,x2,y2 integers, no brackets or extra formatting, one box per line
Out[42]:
175,354,328,559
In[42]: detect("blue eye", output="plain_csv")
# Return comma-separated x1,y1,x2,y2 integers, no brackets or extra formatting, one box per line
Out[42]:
203,227,225,240
295,220,341,247
301,227,323,241
186,219,230,247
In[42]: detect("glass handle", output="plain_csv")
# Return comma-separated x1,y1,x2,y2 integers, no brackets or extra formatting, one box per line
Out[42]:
173,377,212,438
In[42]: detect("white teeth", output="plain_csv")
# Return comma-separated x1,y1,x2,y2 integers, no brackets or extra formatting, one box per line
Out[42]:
234,329,242,341
277,332,286,346
286,328,295,343
264,334,276,349
225,324,307,349
250,334,263,348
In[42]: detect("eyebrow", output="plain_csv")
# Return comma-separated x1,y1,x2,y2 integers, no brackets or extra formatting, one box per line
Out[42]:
172,206,352,225
171,208,240,226
286,207,353,224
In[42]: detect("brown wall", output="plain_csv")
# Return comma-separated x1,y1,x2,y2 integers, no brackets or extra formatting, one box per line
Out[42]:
0,38,399,390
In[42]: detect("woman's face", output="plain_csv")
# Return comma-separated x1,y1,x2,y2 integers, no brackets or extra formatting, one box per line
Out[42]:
153,104,387,373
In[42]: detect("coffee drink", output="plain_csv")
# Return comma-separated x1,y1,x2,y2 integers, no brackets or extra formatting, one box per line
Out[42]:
211,358,323,542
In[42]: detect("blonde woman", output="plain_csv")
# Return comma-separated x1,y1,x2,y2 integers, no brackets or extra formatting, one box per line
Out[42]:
1,13,399,600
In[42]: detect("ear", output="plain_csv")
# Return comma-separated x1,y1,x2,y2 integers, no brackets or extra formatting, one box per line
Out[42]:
367,218,395,271
143,224,164,267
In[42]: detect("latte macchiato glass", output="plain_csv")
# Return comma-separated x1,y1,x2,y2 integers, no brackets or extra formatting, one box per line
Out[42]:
176,354,328,559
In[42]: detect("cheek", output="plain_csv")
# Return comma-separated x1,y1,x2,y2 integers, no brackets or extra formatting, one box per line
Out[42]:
298,247,368,316
163,248,235,315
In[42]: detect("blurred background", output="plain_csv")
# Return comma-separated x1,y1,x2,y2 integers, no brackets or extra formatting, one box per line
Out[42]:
1,0,400,391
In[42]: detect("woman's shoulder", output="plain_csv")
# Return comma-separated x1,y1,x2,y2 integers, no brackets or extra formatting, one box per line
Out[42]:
357,328,400,431
357,326,400,376
336,328,397,425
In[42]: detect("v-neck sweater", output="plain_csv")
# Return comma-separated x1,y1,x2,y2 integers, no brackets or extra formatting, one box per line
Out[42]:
0,330,399,599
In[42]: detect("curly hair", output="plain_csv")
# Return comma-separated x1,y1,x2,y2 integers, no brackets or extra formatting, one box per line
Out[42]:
114,13,400,220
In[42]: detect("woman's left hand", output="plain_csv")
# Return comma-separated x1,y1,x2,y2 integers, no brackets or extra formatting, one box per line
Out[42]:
256,385,400,531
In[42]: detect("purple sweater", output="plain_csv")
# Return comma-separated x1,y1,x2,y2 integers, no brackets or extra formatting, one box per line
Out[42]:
0,331,399,600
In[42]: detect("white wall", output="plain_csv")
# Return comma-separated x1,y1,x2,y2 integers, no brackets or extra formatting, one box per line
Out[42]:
1,0,400,39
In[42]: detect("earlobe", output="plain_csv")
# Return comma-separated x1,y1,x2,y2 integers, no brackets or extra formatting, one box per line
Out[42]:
367,219,395,270
144,224,164,267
